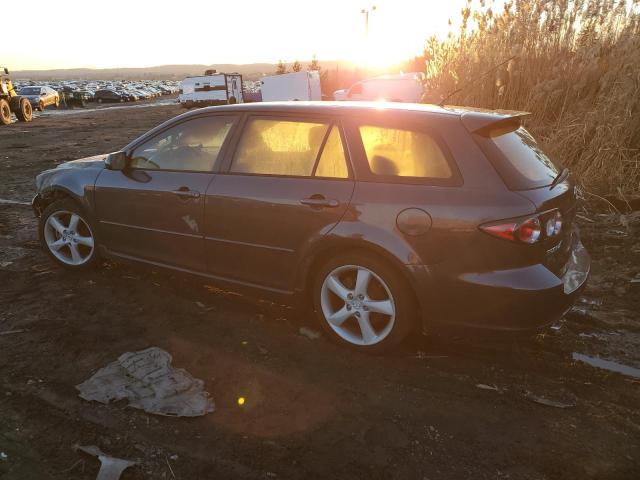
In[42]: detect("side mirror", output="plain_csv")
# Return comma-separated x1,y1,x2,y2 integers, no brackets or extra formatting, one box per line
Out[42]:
105,151,128,171
3,68,8,74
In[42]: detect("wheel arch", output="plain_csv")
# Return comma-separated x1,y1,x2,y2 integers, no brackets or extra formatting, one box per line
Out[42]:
296,237,432,333
34,165,102,216
33,186,82,217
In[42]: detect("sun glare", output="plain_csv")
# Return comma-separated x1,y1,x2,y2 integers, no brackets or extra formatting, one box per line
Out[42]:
343,2,454,70
3,0,463,71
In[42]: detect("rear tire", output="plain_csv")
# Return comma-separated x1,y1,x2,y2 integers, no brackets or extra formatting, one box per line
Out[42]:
0,99,11,125
15,98,33,122
312,251,416,353
39,199,100,271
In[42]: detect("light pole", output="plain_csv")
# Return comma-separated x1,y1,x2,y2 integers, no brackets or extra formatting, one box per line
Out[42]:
361,5,377,38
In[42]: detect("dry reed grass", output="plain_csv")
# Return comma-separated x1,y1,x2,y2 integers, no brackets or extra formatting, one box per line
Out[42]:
423,0,640,197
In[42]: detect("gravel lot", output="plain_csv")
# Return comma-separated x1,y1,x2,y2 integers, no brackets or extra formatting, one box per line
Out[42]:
0,103,639,480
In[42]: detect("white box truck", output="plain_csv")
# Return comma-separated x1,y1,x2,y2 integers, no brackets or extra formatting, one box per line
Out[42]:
179,70,243,108
261,71,322,101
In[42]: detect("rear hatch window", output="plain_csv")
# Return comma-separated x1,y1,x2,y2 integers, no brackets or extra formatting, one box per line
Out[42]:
477,127,559,190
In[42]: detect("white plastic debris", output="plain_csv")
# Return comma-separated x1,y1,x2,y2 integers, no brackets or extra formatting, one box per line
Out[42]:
561,228,590,294
524,391,576,409
0,198,30,206
0,452,7,460
476,384,499,391
74,445,136,480
76,347,214,417
299,327,321,340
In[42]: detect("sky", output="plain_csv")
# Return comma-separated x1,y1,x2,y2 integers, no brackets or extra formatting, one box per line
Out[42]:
3,0,468,70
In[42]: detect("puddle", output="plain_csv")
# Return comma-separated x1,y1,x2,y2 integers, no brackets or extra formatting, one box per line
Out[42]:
573,352,640,379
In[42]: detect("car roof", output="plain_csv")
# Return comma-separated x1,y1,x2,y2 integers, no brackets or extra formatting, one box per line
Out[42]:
185,101,529,125
125,102,529,152
190,101,459,117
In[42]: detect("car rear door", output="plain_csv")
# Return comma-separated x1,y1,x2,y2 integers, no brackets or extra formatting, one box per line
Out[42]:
203,113,355,292
94,113,238,270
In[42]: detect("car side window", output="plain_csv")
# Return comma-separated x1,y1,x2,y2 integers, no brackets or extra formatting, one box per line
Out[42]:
231,118,331,177
359,125,452,179
314,126,349,178
130,116,235,172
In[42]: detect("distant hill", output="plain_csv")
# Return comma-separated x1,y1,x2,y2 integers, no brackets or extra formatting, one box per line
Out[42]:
10,61,357,81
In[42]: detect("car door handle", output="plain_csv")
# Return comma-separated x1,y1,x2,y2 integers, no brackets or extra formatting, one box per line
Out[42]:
300,196,339,208
172,188,200,199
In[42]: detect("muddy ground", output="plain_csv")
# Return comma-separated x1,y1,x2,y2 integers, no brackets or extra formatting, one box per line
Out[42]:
0,103,639,480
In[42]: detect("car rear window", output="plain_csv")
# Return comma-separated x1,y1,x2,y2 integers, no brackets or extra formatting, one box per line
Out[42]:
478,127,559,190
359,125,452,179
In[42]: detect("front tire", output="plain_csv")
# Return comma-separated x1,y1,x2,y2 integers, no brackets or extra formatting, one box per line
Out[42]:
38,100,45,111
39,199,99,270
15,98,33,122
312,252,416,353
0,99,11,125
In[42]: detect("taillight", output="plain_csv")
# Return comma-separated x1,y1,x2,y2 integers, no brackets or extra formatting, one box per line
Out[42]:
479,221,519,242
545,210,563,237
480,209,564,244
517,217,541,244
480,216,541,244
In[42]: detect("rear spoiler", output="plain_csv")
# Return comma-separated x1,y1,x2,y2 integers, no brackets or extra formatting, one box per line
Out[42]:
460,110,531,137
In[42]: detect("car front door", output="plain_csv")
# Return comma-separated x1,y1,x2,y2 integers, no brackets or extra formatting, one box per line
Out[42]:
94,114,238,270
204,114,355,293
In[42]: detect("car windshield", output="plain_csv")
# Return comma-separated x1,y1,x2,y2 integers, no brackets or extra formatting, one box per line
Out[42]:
20,87,41,95
478,127,559,190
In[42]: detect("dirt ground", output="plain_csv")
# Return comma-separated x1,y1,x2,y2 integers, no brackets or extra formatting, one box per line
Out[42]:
0,102,639,480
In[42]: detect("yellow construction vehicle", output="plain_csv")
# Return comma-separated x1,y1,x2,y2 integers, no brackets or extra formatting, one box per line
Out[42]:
0,67,33,125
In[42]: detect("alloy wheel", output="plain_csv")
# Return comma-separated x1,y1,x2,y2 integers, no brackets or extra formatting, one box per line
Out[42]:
43,210,95,266
320,265,396,346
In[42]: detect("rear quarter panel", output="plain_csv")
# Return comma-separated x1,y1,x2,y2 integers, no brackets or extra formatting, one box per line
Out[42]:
336,110,537,269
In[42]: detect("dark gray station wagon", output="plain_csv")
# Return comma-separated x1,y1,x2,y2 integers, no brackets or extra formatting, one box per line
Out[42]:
33,102,590,352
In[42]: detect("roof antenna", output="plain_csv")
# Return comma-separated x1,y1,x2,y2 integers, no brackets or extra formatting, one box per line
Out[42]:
437,55,516,107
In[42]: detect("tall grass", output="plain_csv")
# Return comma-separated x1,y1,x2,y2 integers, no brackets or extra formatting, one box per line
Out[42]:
423,0,640,197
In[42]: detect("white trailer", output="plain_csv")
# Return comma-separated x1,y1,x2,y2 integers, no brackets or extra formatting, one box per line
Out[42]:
261,71,321,102
179,72,243,108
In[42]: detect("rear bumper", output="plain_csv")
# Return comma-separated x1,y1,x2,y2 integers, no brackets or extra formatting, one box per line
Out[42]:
417,225,590,331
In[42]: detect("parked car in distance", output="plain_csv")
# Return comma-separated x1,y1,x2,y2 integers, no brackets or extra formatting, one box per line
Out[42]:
18,85,59,110
32,102,590,353
334,73,425,103
94,89,126,103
